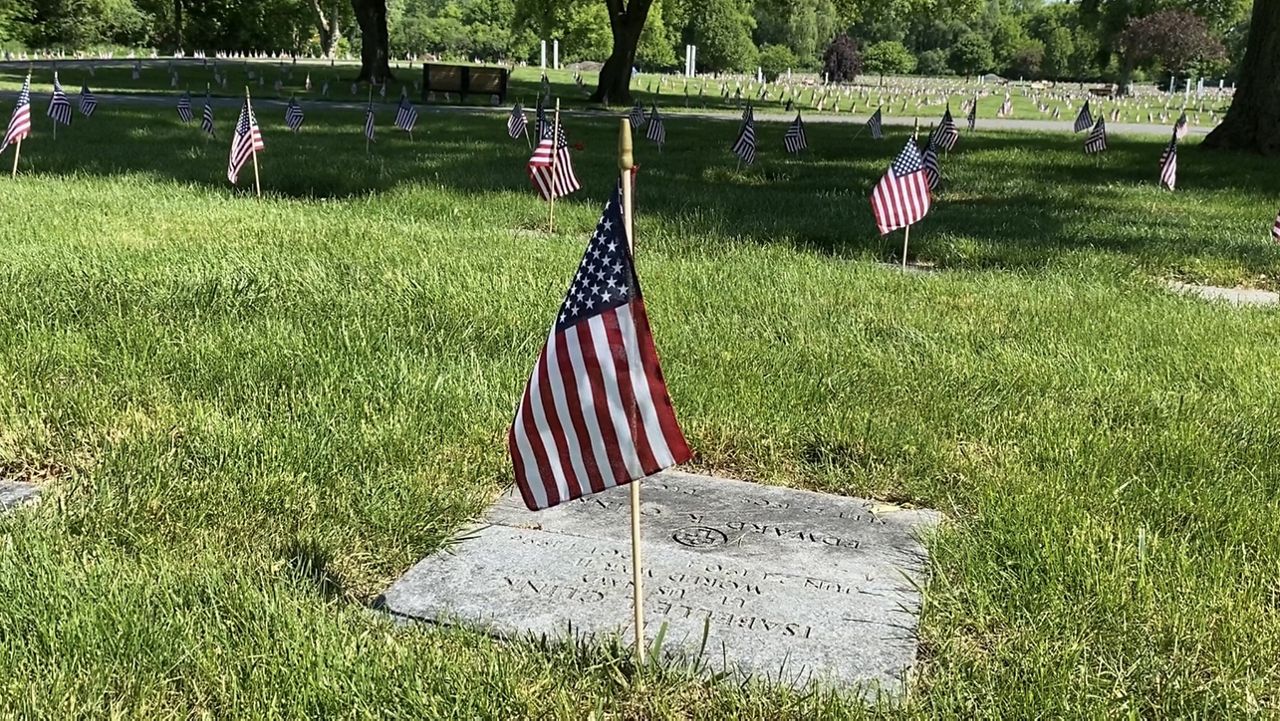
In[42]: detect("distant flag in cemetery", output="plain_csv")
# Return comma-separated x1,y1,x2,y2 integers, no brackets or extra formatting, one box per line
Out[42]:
285,97,304,132
871,137,932,235
645,103,665,146
1084,116,1107,154
201,92,216,137
177,91,193,123
731,105,757,165
921,137,940,190
628,101,646,129
78,84,97,117
1272,208,1280,242
363,101,376,142
1158,131,1177,190
535,96,550,139
508,103,528,139
866,107,883,139
47,73,71,127
394,95,418,132
508,180,691,511
931,106,958,151
227,99,264,184
1073,100,1094,133
966,99,976,130
3,74,31,150
527,120,580,201
540,72,551,98
783,112,807,154
1174,111,1189,140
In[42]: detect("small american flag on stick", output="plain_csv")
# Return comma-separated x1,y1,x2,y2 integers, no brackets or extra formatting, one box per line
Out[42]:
1073,101,1094,133
871,137,932,236
47,73,71,127
227,95,264,188
783,112,807,154
508,180,690,511
507,103,527,139
285,97,304,131
866,107,883,139
1272,209,1280,243
646,103,665,147
201,92,216,137
395,95,419,133
527,121,580,201
3,74,31,152
78,85,97,117
1158,131,1177,190
1084,116,1107,154
177,91,193,123
931,106,958,151
731,105,757,165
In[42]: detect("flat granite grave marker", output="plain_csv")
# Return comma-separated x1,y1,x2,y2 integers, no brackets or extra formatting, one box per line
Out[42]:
381,471,939,693
0,481,40,511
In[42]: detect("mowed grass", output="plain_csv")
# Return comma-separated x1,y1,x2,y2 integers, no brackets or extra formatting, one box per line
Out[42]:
0,60,1230,124
0,105,1278,717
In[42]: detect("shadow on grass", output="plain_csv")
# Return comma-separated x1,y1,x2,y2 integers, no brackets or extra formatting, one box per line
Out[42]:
10,103,1280,278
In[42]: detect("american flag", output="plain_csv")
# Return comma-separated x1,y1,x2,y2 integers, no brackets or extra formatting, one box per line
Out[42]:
540,72,551,98
1084,116,1107,154
966,99,976,130
1272,208,1280,243
921,138,940,190
646,103,665,146
227,100,264,184
628,101,646,129
1158,131,1177,190
285,97,304,131
783,112,807,154
3,74,31,150
535,96,550,139
78,85,97,117
201,93,216,137
48,73,71,126
867,107,883,139
870,137,932,235
731,105,757,165
395,96,418,132
1073,100,1094,133
1174,111,1189,140
363,101,375,142
931,106,958,151
508,180,690,511
177,91,193,123
508,103,527,139
527,121,580,201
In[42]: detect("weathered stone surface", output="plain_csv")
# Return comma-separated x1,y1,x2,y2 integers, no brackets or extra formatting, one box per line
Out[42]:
382,471,939,693
0,481,40,510
1166,281,1280,307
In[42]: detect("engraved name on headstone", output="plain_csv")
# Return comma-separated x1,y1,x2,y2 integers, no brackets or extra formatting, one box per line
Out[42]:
382,471,938,693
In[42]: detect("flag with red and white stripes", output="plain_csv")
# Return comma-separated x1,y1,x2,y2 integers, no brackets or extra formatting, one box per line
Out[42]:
1158,131,1177,191
227,99,264,184
871,137,933,235
3,74,32,150
527,123,580,201
1272,208,1280,243
508,180,690,511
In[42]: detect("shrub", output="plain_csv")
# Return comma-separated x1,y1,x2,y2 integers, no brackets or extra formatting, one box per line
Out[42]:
758,44,797,82
821,33,860,82
862,40,916,76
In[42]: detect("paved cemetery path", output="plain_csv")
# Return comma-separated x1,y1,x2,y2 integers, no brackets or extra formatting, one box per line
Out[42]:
0,86,1211,137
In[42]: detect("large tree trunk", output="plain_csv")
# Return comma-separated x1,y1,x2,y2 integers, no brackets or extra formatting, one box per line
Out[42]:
351,0,393,84
590,0,654,106
173,0,183,51
311,0,343,57
1203,0,1279,155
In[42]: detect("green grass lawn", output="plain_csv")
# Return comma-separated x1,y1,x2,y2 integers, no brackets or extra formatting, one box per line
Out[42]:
0,104,1278,718
0,60,1231,125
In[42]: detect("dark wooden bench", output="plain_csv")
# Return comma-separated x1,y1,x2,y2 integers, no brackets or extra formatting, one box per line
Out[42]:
421,64,509,104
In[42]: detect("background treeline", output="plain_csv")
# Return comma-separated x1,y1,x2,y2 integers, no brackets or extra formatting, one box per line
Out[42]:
0,0,1251,82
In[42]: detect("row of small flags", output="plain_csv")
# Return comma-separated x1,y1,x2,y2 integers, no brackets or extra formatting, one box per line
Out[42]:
3,74,1277,241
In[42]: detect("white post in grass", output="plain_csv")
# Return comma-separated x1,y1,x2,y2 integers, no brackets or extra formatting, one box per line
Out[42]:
617,117,645,665
553,40,560,70
540,40,547,70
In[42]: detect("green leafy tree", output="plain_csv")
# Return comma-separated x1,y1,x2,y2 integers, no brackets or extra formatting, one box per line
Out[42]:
1041,25,1073,78
862,39,915,75
916,47,949,75
950,31,993,74
635,0,676,68
757,43,795,80
686,0,756,72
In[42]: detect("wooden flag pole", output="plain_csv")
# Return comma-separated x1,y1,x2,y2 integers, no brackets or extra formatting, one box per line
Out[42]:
245,87,261,198
901,225,911,272
10,138,21,179
366,85,373,155
548,99,561,234
617,117,645,666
